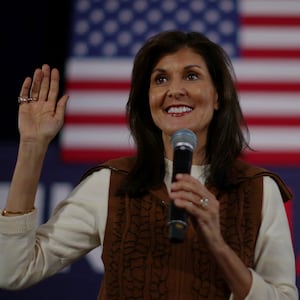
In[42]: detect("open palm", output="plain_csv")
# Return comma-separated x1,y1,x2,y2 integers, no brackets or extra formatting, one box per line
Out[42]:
18,65,69,145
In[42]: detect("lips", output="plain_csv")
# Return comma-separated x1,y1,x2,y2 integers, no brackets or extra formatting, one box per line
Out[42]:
166,105,193,115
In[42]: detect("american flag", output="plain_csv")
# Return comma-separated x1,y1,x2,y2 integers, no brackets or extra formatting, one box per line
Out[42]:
61,0,300,165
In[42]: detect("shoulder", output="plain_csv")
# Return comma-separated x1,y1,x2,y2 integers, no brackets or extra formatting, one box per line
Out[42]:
80,156,136,182
102,156,136,172
231,159,292,202
232,159,268,178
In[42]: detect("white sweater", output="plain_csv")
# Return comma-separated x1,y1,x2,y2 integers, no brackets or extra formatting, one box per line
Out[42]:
0,163,298,299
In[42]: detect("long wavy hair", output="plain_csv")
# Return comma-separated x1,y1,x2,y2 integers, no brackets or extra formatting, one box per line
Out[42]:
119,30,249,197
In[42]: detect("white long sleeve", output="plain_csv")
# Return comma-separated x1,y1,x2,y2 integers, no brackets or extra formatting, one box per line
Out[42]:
229,176,298,299
0,168,110,289
241,176,298,299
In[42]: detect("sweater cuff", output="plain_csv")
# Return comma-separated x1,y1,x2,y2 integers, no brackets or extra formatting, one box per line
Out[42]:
243,269,257,299
0,210,37,234
229,268,255,300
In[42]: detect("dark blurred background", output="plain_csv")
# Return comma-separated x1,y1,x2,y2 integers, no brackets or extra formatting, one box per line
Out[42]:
1,0,71,142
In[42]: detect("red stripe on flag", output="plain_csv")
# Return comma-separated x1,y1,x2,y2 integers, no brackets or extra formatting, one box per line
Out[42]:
61,148,136,163
297,252,300,276
237,82,300,92
241,49,300,59
241,16,300,26
68,81,300,92
65,114,127,125
245,117,300,126
61,149,300,165
65,116,300,126
242,151,300,166
66,81,131,91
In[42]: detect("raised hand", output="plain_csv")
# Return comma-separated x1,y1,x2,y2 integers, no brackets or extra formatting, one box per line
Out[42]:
18,64,69,145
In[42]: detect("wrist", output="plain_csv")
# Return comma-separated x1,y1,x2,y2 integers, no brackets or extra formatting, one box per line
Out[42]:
1,207,36,217
18,139,49,157
19,137,50,149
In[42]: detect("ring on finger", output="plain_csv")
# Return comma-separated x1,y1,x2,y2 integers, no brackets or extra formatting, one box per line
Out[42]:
18,96,38,104
199,198,209,209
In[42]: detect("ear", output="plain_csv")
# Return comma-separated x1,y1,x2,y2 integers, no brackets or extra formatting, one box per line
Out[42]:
213,93,219,110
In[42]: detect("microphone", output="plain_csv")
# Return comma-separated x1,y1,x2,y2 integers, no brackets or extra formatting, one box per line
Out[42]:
168,129,197,243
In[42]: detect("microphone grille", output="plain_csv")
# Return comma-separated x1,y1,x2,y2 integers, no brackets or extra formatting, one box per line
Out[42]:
171,129,197,150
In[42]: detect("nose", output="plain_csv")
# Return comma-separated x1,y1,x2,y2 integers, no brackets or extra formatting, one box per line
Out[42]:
167,86,187,99
167,89,185,99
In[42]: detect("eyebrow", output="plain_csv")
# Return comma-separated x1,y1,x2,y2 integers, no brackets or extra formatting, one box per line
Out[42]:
151,64,204,74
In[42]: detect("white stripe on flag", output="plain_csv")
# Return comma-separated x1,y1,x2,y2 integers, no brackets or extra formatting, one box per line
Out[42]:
65,91,300,118
232,59,300,82
239,92,300,116
241,0,300,16
61,125,135,149
240,28,300,49
66,59,300,83
249,126,300,150
66,58,133,80
67,92,127,114
60,124,300,153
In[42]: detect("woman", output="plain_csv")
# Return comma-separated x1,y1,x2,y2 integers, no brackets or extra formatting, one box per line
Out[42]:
0,31,298,299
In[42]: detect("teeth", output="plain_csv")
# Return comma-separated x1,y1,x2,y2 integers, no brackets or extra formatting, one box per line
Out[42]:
167,106,192,114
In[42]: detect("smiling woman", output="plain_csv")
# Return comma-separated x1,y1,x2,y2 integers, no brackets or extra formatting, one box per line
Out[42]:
126,31,247,194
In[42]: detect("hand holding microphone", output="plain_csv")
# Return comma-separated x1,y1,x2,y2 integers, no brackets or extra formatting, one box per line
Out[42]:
168,130,221,250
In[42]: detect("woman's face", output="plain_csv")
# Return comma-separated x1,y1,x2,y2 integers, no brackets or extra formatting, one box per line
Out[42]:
149,47,218,157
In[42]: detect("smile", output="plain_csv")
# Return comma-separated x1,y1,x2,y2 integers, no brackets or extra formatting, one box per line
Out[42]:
166,105,193,114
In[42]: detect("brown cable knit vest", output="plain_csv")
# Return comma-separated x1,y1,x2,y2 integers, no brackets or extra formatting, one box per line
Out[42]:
83,157,292,300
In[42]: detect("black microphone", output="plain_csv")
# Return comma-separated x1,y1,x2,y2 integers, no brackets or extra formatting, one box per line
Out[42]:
168,129,197,243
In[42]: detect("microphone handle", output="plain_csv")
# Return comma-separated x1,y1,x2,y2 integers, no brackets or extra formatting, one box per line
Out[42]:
168,146,193,243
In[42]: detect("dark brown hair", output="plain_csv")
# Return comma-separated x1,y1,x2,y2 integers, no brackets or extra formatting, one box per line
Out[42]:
120,30,249,197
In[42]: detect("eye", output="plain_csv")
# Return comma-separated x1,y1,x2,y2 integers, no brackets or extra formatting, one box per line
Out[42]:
185,72,199,81
154,74,168,85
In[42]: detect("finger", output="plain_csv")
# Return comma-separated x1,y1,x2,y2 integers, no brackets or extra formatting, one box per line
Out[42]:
171,174,214,198
174,198,206,219
47,68,60,107
19,77,32,97
175,198,214,222
30,68,43,99
173,173,201,187
55,95,69,120
171,180,205,202
170,190,197,204
38,64,51,101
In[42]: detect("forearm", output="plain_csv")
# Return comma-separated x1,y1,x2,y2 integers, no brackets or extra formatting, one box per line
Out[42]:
4,65,68,214
213,242,252,300
4,141,48,212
